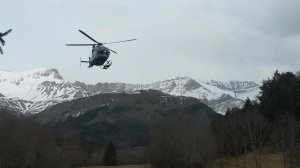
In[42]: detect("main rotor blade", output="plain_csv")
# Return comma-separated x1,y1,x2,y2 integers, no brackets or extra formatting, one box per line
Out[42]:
108,48,118,54
66,44,95,46
0,46,3,55
2,29,12,37
78,30,101,44
103,39,137,44
0,38,5,46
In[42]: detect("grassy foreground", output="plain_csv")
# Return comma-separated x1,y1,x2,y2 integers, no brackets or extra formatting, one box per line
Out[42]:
79,164,151,168
80,152,292,168
212,152,285,168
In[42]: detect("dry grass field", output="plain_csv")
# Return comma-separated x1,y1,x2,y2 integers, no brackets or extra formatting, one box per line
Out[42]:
79,164,151,168
212,152,286,168
80,152,300,168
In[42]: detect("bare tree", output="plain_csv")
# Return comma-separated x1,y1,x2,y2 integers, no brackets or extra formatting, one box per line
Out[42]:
222,110,248,168
149,114,217,168
242,109,269,168
0,108,78,168
273,113,300,168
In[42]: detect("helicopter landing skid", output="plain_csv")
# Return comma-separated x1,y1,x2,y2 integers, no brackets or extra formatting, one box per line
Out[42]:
102,60,112,69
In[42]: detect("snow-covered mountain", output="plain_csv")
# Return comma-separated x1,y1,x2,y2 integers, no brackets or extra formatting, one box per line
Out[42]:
0,68,90,113
206,80,260,100
0,68,89,101
0,68,260,114
131,77,247,114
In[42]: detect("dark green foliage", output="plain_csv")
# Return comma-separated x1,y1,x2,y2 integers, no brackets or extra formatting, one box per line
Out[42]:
243,97,254,110
103,141,117,166
258,70,300,120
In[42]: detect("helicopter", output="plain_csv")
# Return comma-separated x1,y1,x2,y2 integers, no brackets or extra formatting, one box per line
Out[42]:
66,30,136,69
0,29,12,55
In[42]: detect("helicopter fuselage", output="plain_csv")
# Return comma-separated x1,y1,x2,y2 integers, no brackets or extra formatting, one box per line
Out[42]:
88,45,110,67
66,30,136,69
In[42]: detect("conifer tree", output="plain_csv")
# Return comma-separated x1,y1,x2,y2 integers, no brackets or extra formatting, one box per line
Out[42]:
243,97,254,110
103,141,117,166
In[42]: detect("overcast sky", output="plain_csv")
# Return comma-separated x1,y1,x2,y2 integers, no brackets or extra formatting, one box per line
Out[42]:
1,0,299,84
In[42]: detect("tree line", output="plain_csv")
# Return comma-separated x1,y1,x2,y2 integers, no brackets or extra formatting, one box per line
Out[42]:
149,70,300,168
0,108,88,168
0,108,130,168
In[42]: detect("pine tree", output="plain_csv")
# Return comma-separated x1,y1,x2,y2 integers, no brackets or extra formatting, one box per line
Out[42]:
243,97,254,110
103,141,117,166
258,71,300,120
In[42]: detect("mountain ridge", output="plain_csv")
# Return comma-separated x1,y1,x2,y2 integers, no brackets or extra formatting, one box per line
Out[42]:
0,68,260,114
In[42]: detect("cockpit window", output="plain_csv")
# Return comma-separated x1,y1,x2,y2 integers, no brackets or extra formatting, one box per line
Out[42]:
97,49,110,55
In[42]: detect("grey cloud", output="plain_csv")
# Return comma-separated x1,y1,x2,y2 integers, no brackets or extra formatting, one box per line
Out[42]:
1,0,299,84
222,0,300,37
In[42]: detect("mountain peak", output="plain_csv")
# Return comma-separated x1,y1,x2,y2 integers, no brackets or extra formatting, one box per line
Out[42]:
21,68,63,80
0,68,69,102
0,68,64,82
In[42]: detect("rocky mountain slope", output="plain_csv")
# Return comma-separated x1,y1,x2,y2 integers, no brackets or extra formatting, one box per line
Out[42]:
206,80,260,100
0,68,260,114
